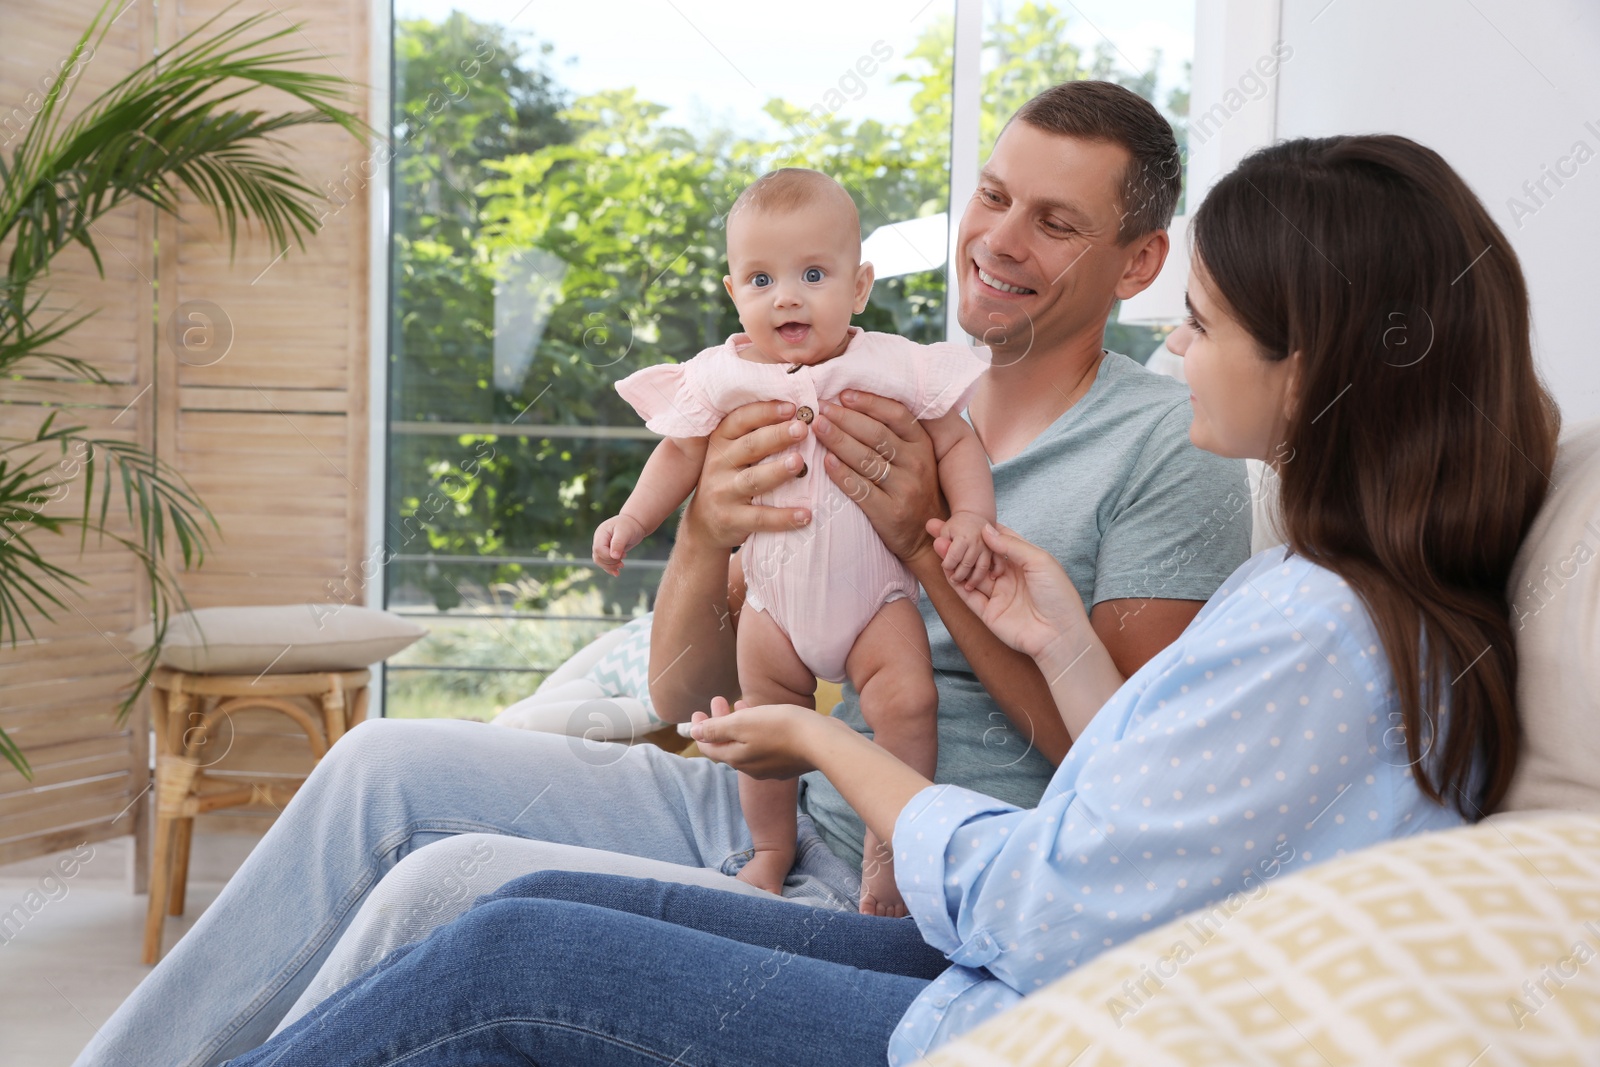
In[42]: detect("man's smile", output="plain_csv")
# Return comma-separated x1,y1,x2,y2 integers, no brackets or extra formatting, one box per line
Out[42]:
974,262,1037,296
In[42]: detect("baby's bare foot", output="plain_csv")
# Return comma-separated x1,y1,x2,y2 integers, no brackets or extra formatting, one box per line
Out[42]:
859,865,908,917
735,850,792,896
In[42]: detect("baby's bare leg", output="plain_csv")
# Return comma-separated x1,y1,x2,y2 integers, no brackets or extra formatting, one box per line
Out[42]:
732,605,817,895
845,597,938,918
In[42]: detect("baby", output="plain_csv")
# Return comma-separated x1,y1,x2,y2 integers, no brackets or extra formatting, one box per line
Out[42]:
594,168,994,916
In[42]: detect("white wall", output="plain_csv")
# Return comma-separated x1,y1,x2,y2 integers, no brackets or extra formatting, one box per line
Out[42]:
1274,0,1600,424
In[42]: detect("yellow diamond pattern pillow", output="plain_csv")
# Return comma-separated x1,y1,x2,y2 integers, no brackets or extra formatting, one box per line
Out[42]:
919,813,1600,1067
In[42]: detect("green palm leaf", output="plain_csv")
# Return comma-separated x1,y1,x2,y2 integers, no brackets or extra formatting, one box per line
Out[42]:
0,0,368,777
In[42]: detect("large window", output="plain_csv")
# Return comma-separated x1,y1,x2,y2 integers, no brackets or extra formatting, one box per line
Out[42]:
382,2,1193,720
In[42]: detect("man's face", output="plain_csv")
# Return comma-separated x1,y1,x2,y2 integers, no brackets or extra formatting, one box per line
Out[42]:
954,122,1138,362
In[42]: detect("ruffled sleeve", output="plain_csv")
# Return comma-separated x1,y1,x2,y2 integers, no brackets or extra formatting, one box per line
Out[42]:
912,341,989,420
614,359,725,438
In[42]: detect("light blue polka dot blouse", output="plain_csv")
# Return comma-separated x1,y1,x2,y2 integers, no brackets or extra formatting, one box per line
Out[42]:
886,547,1472,1065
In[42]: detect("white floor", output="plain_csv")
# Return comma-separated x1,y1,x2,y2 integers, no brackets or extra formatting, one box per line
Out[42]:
0,833,257,1067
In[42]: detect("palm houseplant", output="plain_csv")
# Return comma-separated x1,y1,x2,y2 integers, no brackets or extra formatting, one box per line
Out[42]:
0,0,368,776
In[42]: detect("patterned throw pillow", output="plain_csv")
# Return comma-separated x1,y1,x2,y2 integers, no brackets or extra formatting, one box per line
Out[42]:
919,812,1600,1066
581,614,660,725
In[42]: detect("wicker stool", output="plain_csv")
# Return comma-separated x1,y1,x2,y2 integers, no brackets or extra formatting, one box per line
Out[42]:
143,667,370,964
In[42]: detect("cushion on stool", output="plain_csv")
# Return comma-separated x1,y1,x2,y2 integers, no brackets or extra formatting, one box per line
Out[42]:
127,604,426,674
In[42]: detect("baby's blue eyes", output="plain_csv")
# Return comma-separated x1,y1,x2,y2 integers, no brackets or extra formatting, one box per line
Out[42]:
749,269,826,287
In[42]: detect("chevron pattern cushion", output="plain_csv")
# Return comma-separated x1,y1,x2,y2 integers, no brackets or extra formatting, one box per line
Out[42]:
917,812,1600,1067
581,614,661,725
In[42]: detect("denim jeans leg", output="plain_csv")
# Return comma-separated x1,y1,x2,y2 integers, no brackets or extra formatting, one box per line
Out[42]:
273,835,793,1034
74,718,758,1067
483,870,952,979
225,895,931,1067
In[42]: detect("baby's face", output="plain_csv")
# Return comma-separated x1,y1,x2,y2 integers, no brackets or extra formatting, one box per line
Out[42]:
722,206,874,365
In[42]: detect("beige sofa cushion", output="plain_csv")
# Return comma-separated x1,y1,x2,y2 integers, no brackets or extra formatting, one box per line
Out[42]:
919,812,1600,1066
127,604,426,674
1501,418,1600,815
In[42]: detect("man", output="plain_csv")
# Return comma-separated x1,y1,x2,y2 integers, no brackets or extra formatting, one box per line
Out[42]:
78,81,1249,1067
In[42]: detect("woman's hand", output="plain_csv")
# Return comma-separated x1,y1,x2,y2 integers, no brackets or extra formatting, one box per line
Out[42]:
687,696,839,778
928,519,1087,661
682,401,813,551
815,391,945,564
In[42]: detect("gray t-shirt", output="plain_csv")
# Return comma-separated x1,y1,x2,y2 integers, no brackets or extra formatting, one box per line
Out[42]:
798,351,1254,869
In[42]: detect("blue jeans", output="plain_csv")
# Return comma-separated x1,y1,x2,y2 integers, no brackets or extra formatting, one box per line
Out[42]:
224,872,946,1066
77,720,865,1067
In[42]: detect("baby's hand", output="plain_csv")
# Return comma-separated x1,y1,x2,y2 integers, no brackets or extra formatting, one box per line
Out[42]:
941,510,994,587
593,514,648,577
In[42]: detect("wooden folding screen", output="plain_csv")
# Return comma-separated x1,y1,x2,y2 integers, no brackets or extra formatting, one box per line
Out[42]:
0,0,157,867
0,0,373,867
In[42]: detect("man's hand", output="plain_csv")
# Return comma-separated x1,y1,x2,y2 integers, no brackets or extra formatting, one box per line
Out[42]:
682,401,814,550
815,390,945,563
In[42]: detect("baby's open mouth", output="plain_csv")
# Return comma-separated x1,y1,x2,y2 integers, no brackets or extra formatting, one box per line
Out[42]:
776,322,811,344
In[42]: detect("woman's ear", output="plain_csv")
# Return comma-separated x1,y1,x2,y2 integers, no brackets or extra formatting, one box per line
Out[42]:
1278,350,1304,425
853,261,876,314
1266,351,1304,472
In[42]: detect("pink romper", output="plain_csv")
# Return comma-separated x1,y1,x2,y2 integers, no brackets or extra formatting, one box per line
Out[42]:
616,327,988,682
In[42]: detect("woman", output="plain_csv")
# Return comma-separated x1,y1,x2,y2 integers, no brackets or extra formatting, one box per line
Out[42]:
225,134,1558,1067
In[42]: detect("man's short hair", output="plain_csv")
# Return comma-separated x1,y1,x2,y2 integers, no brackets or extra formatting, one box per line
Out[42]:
1011,80,1182,243
729,168,860,233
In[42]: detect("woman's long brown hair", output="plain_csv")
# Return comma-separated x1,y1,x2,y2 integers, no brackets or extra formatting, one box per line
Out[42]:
1192,135,1560,817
